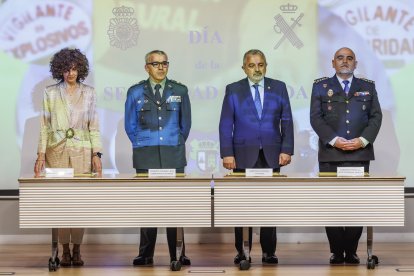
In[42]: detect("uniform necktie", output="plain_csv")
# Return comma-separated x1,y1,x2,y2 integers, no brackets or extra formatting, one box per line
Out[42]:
253,84,262,118
343,80,350,96
154,84,162,102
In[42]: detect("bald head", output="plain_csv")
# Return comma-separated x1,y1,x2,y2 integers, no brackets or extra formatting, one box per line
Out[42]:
333,47,355,59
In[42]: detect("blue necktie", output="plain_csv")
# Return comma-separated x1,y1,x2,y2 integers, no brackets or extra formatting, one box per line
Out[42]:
343,80,350,96
253,84,262,118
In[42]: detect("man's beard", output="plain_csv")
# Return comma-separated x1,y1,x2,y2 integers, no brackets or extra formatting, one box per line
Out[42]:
251,73,264,83
338,68,354,75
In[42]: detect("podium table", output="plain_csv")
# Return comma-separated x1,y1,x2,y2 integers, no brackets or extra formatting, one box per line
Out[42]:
19,176,212,228
214,176,405,269
19,175,405,270
19,176,212,271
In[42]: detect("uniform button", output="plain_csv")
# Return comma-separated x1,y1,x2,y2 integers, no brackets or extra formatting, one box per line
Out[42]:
141,108,144,111
156,101,160,104
346,100,349,104
159,127,162,130
158,107,161,110
160,137,163,140
347,130,350,134
346,110,349,113
346,120,349,123
159,116,162,120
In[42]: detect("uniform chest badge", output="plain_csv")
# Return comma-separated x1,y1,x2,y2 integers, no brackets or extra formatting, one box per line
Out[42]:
354,91,371,97
167,95,182,103
323,83,327,88
327,89,333,97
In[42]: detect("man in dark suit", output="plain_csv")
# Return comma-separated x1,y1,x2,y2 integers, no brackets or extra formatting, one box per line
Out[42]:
125,50,191,266
310,47,382,265
219,49,294,265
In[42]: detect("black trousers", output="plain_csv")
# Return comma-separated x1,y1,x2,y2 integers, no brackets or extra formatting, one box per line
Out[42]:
319,161,369,255
136,168,186,259
138,227,186,259
234,150,279,255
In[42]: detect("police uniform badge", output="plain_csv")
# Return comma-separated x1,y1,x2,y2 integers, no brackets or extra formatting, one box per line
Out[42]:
327,89,333,97
323,83,327,88
167,95,182,103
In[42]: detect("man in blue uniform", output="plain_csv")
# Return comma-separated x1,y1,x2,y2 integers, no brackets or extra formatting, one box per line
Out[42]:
125,50,191,266
219,49,294,265
310,47,382,265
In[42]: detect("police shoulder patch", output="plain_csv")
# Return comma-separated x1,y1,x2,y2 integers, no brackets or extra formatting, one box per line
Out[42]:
360,77,375,84
314,77,328,83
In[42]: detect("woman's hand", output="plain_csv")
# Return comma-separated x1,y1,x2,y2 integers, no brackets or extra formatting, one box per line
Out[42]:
92,155,102,174
34,153,46,176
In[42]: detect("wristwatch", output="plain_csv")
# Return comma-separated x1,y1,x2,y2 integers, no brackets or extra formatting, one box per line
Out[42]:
93,152,103,158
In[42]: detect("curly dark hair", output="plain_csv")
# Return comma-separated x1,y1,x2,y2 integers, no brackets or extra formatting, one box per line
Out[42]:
49,48,89,82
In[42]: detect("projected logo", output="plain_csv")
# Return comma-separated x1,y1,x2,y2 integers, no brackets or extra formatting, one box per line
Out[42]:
190,139,219,173
273,3,304,50
107,6,139,50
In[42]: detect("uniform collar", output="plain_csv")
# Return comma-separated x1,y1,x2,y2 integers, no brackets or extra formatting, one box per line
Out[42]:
336,74,353,85
149,78,167,90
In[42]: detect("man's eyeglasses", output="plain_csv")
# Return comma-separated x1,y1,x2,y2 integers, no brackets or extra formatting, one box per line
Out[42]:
146,61,169,68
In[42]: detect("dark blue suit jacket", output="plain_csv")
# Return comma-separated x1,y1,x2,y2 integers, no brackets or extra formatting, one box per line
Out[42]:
219,77,294,169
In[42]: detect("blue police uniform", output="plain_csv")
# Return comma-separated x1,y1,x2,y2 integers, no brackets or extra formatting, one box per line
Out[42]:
125,78,191,169
310,75,382,162
124,78,191,262
310,74,382,260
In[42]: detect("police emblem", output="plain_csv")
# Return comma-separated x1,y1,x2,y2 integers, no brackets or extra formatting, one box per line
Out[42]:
107,6,140,50
327,89,333,97
273,4,304,49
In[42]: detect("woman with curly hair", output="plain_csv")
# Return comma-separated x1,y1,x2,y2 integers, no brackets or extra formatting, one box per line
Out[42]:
34,48,102,267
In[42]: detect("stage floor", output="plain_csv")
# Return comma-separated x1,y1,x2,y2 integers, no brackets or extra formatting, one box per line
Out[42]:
0,242,413,275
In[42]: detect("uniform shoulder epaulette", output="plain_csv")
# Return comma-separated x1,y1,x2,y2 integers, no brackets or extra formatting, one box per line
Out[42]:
169,79,186,87
360,77,375,84
314,77,328,83
131,80,146,87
